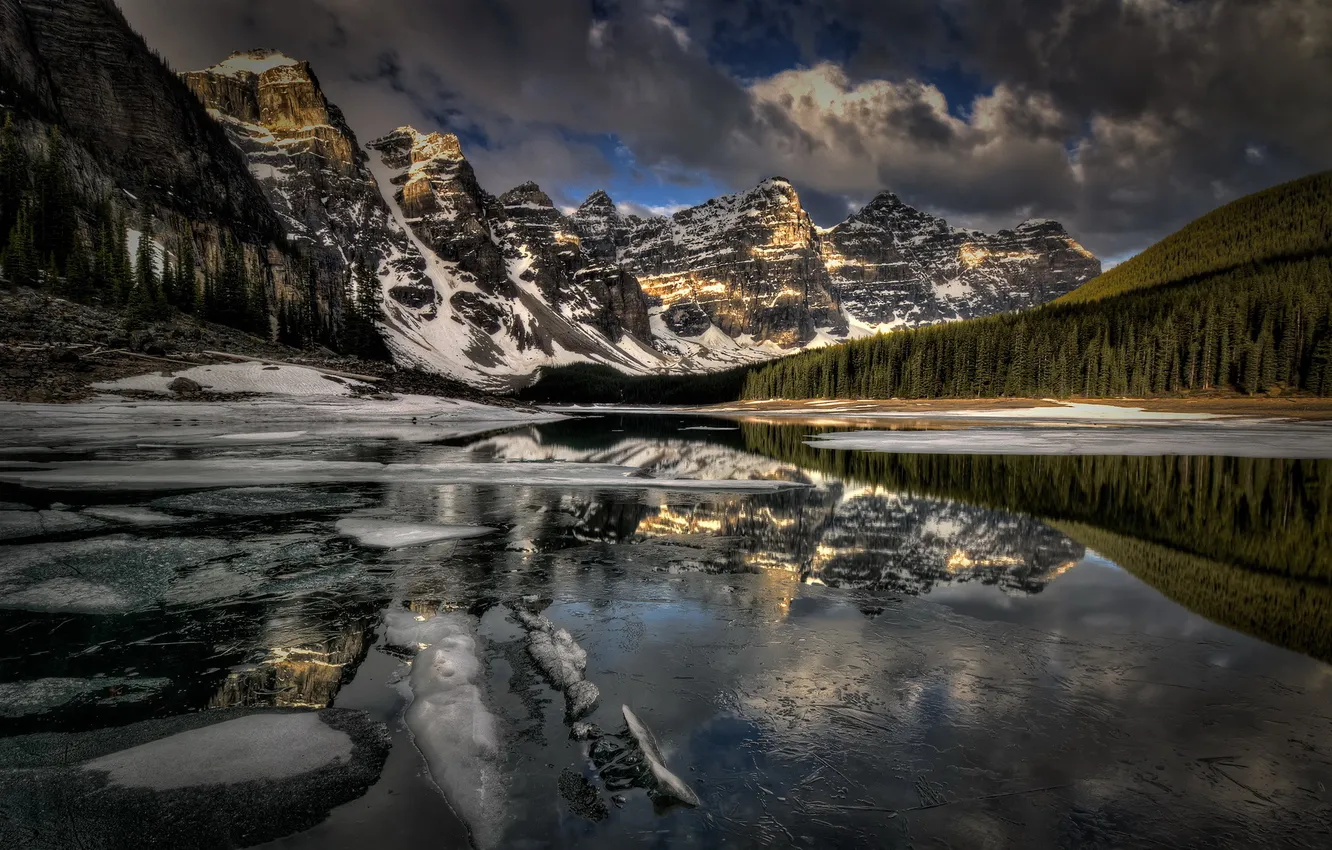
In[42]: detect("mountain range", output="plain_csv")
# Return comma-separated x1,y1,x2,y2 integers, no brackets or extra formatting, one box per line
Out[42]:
0,4,1101,390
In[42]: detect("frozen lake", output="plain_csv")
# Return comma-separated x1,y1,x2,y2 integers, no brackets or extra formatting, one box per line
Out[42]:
2,408,1330,848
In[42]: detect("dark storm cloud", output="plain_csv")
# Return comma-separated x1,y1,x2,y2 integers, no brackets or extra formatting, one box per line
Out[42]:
117,0,1331,258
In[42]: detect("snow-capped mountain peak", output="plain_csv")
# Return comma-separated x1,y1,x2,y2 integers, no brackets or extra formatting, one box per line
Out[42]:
181,50,1100,387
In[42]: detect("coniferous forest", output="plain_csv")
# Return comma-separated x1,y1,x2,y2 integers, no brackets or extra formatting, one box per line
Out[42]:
741,171,1332,400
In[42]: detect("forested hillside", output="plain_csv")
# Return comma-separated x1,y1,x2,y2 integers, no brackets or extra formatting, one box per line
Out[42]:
742,172,1332,400
1061,171,1332,304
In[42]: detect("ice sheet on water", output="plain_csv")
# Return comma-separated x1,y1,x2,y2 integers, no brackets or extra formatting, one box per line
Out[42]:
0,397,565,457
163,563,264,606
82,712,353,789
0,508,103,540
335,518,495,549
0,535,238,613
806,423,1332,458
153,486,368,516
621,705,701,807
81,506,185,526
387,609,506,848
1,459,806,493
0,676,170,718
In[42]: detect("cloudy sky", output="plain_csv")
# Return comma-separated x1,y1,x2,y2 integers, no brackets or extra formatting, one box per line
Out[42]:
119,0,1330,262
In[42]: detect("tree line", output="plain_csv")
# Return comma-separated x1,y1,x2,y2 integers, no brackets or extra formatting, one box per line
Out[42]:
741,256,1332,400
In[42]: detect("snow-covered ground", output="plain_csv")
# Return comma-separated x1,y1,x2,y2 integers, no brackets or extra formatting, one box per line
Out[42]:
3,362,567,448
95,361,377,397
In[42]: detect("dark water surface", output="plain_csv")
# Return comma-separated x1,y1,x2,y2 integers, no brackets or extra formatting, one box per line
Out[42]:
2,413,1330,848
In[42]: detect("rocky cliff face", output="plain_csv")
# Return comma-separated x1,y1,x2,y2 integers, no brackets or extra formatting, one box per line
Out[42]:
182,50,427,322
363,127,665,386
4,0,284,244
0,2,338,347
823,192,1101,329
574,178,846,348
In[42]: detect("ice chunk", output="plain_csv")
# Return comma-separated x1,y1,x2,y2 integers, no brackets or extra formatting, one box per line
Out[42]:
81,506,184,526
529,628,588,689
621,705,701,807
82,712,352,789
565,680,601,720
335,518,495,549
393,611,505,848
512,606,600,719
0,509,103,541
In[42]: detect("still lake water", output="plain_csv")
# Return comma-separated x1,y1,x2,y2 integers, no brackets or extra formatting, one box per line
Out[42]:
2,411,1331,848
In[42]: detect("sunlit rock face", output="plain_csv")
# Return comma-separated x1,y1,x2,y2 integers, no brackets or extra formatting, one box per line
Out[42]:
574,178,847,347
823,192,1102,329
182,51,431,315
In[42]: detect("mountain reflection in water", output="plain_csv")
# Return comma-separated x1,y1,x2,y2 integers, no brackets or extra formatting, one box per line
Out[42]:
2,412,1331,850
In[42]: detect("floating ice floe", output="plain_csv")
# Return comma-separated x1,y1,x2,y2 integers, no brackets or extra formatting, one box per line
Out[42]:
806,423,1332,458
153,486,368,516
83,712,353,789
0,676,170,718
621,705,701,807
383,608,505,848
0,535,238,613
512,606,600,720
0,508,103,541
335,518,495,549
0,458,808,492
81,506,185,526
0,708,389,849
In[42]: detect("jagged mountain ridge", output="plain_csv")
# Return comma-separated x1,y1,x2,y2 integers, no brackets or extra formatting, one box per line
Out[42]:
574,177,847,348
176,48,1100,388
823,192,1102,328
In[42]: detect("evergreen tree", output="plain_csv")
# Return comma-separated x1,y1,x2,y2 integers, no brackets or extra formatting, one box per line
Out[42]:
1,208,37,288
32,126,74,271
0,113,28,255
62,233,93,302
135,217,160,304
175,231,196,313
